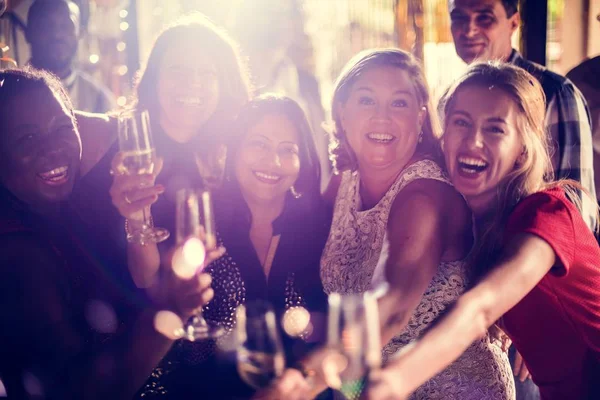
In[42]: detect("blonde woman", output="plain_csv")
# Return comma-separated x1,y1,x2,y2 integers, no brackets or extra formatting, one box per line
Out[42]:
366,63,600,400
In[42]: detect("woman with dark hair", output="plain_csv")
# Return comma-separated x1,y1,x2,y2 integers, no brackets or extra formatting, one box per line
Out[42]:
135,94,329,399
72,12,252,289
316,48,514,398
0,67,214,400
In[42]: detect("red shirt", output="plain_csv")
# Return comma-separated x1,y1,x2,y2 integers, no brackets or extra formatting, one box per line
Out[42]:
503,187,600,399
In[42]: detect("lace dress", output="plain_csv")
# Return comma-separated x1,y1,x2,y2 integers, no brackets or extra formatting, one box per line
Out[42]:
320,160,515,399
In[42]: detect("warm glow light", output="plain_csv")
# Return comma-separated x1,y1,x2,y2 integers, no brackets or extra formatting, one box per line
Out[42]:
154,310,184,340
117,65,128,76
89,54,100,64
119,9,128,19
120,21,129,31
116,41,127,52
117,96,127,107
172,238,205,279
282,306,311,338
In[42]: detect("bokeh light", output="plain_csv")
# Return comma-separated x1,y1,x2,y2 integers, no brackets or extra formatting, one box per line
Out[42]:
154,310,184,340
85,299,118,334
23,372,43,397
282,306,312,338
173,238,206,279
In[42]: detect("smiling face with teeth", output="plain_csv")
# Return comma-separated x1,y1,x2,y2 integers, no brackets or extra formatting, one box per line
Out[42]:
0,83,81,211
235,114,301,205
443,85,523,211
337,66,426,174
156,39,220,143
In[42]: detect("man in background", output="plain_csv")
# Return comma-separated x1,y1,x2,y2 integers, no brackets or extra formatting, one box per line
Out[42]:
448,0,597,399
448,0,597,233
26,0,114,113
567,12,600,205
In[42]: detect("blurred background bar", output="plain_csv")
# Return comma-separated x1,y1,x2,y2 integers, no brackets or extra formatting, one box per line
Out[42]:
0,0,596,110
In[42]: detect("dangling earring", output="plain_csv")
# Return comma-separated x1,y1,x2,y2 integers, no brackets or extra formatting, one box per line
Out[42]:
290,186,302,199
418,130,423,143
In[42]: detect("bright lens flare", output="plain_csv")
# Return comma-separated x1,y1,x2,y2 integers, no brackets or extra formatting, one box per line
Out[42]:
173,237,206,279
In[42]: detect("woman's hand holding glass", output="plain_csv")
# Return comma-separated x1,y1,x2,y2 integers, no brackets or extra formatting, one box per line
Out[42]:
250,368,312,400
109,151,165,222
111,110,169,244
172,189,225,340
151,246,216,340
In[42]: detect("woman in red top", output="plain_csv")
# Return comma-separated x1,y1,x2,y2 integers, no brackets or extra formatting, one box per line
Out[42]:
364,62,600,399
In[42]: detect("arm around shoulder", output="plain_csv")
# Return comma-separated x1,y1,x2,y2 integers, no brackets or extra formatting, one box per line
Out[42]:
75,111,118,177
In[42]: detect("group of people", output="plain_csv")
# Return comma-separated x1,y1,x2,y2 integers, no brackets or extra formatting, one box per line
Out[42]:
0,0,599,399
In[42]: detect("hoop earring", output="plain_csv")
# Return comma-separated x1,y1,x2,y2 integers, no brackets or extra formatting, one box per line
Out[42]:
290,186,302,199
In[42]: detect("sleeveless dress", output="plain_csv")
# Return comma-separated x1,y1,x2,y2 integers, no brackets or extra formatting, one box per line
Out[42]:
320,160,515,399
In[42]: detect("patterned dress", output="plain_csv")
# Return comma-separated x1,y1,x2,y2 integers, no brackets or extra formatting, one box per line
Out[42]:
320,160,515,399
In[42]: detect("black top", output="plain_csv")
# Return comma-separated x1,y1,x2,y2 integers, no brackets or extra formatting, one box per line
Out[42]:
0,187,139,399
139,183,331,400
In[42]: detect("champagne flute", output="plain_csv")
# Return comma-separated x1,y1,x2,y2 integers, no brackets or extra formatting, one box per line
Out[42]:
327,292,381,400
117,109,169,244
174,188,222,341
236,300,286,390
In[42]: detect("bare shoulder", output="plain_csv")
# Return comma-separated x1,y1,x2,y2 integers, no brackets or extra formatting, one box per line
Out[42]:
323,172,343,206
75,111,118,176
395,178,465,211
75,111,117,139
390,178,471,232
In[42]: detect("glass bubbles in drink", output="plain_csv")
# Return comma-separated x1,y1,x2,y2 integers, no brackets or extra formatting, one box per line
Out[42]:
173,188,222,341
117,109,169,244
236,300,285,390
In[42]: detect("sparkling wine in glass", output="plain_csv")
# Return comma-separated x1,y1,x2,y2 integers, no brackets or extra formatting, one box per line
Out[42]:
117,109,169,244
236,300,286,390
327,292,381,400
174,188,222,341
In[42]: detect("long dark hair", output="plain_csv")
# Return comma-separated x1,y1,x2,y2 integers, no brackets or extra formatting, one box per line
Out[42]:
218,94,322,225
329,48,442,173
131,13,252,149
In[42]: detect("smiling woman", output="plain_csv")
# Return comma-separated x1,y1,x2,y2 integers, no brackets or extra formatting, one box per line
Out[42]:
0,67,215,400
319,48,515,398
139,94,330,399
0,68,81,212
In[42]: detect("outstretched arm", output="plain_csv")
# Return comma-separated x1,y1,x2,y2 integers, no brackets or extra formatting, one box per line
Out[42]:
378,179,466,345
367,233,555,399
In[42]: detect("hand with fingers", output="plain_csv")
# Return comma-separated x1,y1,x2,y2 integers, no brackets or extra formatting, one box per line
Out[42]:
251,369,312,400
109,151,165,222
152,245,216,322
362,368,409,400
513,350,532,382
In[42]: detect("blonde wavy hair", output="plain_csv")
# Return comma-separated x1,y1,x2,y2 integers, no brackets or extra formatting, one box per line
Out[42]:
441,62,563,282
